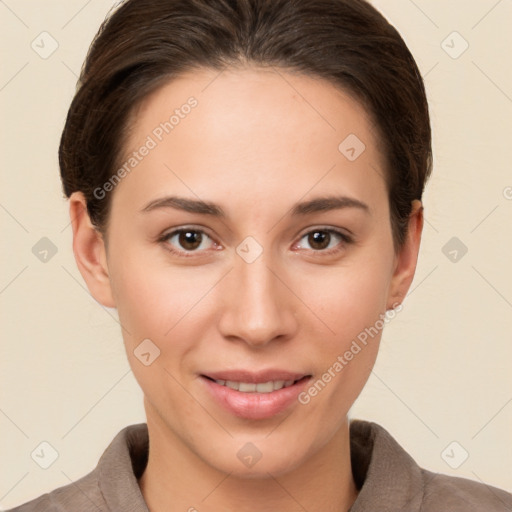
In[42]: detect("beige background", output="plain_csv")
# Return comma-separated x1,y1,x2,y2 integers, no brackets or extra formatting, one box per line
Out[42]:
1,0,511,508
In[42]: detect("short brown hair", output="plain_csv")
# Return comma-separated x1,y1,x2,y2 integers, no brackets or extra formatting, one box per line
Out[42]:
59,0,432,249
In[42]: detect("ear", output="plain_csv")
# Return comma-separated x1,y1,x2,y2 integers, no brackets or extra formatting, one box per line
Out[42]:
387,200,424,309
69,191,116,308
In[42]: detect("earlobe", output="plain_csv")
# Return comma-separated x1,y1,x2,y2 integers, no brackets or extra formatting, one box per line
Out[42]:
387,200,424,309
69,191,116,308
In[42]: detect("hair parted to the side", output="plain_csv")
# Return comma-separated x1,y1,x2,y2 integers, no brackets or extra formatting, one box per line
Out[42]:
59,0,432,249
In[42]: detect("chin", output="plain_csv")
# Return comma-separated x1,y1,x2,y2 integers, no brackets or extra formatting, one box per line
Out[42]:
204,441,307,479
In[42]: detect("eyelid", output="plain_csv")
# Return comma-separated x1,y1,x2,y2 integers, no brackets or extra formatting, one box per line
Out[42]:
295,225,353,243
158,224,215,240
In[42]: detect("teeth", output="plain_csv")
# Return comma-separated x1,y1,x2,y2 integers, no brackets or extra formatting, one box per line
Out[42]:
255,381,275,393
272,380,285,390
225,380,239,390
239,382,256,392
214,379,298,393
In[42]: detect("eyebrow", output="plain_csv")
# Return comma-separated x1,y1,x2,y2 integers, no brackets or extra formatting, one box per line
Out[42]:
140,194,370,217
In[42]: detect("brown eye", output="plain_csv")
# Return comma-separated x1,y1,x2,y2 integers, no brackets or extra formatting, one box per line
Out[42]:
161,228,215,254
178,230,203,250
295,228,352,253
308,231,331,250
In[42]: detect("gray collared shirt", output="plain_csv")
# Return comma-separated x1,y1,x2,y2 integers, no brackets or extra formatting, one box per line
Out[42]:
7,420,512,511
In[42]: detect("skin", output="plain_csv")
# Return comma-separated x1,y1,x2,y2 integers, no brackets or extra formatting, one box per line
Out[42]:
69,66,423,512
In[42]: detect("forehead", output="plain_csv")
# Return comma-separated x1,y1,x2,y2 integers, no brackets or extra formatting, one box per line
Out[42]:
112,66,387,214
131,65,378,151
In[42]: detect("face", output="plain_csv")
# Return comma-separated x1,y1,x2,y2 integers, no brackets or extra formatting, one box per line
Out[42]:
71,66,421,477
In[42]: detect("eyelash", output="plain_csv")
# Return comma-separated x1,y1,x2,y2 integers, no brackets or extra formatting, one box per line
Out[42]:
157,226,353,258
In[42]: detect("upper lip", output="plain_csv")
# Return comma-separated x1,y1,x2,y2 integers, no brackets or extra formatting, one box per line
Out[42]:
202,369,310,383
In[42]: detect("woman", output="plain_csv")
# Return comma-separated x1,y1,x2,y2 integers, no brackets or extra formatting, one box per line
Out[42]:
8,0,512,510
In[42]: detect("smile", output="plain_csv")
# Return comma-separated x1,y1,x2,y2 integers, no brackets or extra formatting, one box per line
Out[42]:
206,378,302,393
201,372,311,419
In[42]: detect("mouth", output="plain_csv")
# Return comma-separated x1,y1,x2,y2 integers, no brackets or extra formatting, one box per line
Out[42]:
200,370,312,420
201,375,309,393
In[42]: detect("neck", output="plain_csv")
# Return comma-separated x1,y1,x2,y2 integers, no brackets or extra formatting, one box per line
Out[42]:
138,407,358,512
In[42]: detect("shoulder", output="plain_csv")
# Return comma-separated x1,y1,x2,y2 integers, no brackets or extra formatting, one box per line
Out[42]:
420,469,512,511
6,470,103,512
6,423,149,512
349,419,512,512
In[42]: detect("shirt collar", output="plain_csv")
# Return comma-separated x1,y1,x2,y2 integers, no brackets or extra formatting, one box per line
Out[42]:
95,420,424,511
98,422,150,511
349,419,425,511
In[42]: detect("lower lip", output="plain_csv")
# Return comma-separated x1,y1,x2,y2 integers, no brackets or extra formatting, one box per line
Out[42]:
201,376,311,420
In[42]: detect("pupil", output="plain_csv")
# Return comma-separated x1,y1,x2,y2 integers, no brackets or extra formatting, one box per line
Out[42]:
309,231,330,250
180,231,201,250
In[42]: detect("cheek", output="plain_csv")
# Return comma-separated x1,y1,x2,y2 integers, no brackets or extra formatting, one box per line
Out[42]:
294,249,394,407
109,251,211,408
300,254,393,341
109,240,210,339
108,245,226,400
111,268,173,341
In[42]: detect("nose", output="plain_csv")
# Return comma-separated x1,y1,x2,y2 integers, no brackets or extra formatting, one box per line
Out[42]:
217,251,299,348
